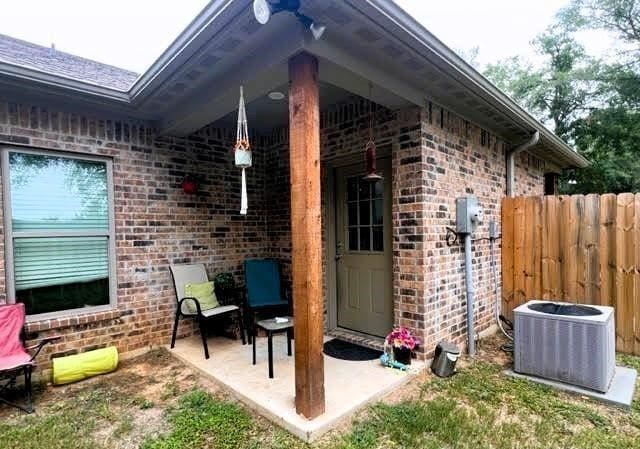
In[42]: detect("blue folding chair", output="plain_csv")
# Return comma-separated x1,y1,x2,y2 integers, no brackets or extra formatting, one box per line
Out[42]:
244,259,290,343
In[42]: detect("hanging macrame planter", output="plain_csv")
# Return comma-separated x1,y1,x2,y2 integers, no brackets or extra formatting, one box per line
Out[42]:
234,86,251,215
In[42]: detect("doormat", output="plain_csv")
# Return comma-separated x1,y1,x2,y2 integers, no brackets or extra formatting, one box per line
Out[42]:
323,338,382,361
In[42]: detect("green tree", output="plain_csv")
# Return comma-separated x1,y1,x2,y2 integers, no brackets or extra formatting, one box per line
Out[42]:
485,1,640,194
565,107,640,193
561,0,640,193
562,0,640,66
485,27,599,140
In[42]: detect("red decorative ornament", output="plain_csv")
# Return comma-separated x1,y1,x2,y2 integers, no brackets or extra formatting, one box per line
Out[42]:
363,138,382,181
363,83,382,182
181,176,198,194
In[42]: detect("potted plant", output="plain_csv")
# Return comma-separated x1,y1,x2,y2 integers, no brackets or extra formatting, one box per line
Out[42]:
213,272,242,340
385,327,419,365
213,272,236,305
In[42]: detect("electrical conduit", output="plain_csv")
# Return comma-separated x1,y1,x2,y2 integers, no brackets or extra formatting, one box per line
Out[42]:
463,233,476,357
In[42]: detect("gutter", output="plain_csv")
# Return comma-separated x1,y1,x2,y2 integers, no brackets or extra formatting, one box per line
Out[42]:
0,0,592,170
361,0,589,169
506,131,539,197
0,61,130,103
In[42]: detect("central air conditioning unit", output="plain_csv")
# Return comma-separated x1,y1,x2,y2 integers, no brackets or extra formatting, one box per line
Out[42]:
514,300,615,393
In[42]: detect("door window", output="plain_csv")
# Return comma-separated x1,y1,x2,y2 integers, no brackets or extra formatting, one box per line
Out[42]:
346,177,384,252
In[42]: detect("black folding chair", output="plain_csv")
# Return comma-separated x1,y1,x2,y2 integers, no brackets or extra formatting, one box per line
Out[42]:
169,264,245,359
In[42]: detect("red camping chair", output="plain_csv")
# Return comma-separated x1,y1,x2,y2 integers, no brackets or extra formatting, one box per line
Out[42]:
0,303,60,413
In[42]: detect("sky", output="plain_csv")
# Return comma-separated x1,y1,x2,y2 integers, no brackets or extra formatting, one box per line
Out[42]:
394,0,615,67
0,0,613,74
0,0,210,74
395,0,571,66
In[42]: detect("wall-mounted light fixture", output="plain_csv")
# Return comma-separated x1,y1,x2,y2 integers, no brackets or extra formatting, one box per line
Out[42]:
253,0,326,40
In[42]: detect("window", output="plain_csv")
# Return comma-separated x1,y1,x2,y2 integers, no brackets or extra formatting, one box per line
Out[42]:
2,149,115,318
544,173,559,195
346,176,384,252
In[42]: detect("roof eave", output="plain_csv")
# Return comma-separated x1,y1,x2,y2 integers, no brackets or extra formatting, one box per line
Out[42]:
362,0,589,169
127,0,243,104
539,131,590,169
0,61,131,102
0,0,591,170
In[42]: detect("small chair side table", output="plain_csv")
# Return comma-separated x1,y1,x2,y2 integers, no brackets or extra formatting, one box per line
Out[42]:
253,316,294,378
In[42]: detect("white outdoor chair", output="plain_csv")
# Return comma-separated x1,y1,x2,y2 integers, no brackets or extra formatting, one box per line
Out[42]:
169,264,245,359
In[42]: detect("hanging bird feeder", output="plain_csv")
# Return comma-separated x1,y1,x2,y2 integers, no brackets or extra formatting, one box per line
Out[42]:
363,139,381,182
234,86,251,215
363,83,382,182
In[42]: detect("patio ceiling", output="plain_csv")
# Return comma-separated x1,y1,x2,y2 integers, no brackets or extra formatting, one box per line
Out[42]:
213,81,396,131
0,0,589,169
135,5,413,136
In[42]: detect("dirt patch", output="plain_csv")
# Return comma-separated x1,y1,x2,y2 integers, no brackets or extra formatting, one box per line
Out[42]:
0,347,223,447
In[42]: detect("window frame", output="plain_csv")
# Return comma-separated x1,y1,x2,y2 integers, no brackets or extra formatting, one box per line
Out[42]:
345,175,385,254
544,173,559,195
1,147,117,321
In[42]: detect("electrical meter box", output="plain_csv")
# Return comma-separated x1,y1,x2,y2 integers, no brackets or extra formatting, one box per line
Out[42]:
456,196,483,234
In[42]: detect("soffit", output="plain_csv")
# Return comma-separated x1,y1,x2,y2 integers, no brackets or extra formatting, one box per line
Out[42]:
302,0,532,143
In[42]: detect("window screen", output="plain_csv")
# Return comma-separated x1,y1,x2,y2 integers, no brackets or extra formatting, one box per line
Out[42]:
6,151,113,316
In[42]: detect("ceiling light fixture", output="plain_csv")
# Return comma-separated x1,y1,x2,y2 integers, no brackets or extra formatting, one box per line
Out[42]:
268,91,286,100
252,0,326,40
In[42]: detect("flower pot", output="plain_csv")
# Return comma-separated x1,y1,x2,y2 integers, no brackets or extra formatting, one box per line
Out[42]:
234,149,252,168
393,346,412,365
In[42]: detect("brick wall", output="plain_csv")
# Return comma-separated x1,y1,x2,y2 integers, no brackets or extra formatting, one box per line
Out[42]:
0,101,269,369
0,95,548,368
392,107,429,351
259,99,546,358
415,101,545,356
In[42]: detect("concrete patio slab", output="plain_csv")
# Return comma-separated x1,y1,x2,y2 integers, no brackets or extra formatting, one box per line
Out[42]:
169,335,423,441
505,366,637,409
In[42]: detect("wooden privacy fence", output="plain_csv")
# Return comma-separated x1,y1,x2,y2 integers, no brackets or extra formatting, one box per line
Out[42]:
502,194,640,355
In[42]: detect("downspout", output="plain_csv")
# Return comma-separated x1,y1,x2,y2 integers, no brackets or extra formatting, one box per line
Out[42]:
506,131,539,197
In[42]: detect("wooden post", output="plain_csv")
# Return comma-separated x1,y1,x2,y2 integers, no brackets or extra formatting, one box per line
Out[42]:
288,52,325,419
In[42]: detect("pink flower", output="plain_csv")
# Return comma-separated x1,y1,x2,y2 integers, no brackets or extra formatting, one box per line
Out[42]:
385,327,420,350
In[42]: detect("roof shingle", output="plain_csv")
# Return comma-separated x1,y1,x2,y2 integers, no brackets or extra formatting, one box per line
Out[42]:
0,33,139,91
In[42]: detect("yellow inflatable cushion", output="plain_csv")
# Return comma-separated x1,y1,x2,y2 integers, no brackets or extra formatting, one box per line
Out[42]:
52,346,118,385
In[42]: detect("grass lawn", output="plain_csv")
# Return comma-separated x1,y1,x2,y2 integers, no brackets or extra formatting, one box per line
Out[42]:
0,337,638,449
